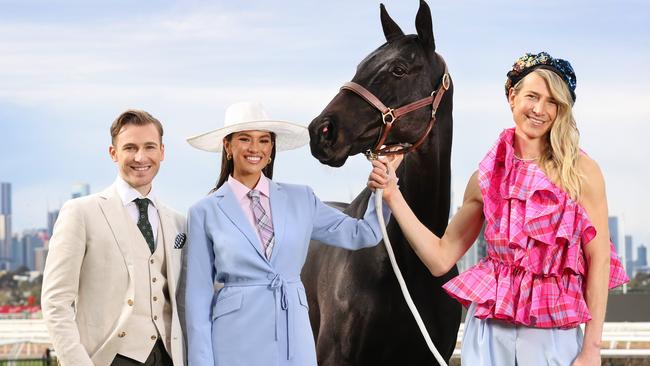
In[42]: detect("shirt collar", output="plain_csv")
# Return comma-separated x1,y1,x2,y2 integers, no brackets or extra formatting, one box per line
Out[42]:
228,173,271,202
114,175,157,208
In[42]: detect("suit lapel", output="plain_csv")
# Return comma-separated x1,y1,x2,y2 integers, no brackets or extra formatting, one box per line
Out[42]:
97,185,134,268
215,184,267,261
268,181,287,263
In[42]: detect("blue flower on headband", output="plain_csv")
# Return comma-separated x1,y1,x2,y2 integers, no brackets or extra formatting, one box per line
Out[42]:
505,51,577,102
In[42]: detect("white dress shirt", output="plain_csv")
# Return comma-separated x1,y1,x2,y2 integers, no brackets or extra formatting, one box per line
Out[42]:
114,176,160,248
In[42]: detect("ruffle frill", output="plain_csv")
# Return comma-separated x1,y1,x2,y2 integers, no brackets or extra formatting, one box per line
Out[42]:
442,128,628,328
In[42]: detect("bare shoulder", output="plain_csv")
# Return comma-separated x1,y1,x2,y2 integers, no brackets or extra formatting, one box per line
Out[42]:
577,153,606,203
578,153,603,178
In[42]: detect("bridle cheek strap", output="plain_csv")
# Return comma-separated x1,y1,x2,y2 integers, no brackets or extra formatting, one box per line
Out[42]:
340,66,450,159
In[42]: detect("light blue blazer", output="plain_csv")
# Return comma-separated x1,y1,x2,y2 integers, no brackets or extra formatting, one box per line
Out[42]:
184,181,390,366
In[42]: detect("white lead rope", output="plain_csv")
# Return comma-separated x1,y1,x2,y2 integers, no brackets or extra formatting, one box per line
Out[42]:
374,188,448,366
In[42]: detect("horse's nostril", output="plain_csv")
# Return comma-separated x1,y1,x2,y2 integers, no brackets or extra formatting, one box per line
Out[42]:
318,118,336,143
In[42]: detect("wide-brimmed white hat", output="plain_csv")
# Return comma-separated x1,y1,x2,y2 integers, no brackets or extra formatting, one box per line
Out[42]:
187,101,309,152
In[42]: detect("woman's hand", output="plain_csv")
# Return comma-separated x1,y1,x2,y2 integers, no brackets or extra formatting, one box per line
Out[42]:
367,154,403,201
571,347,601,366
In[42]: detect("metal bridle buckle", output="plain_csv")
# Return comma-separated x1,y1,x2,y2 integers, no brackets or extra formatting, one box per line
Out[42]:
364,149,379,161
382,109,396,125
442,73,450,90
430,91,437,118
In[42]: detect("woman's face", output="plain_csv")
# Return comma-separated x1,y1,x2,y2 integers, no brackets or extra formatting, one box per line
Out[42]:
224,130,274,180
508,72,558,140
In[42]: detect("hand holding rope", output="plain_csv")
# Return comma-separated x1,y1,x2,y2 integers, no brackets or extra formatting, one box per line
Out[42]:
367,152,448,366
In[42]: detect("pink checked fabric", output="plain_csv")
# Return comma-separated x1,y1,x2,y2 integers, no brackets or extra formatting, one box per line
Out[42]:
442,128,628,329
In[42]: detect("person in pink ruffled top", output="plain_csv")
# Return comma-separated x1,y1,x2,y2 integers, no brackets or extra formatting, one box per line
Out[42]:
368,51,628,366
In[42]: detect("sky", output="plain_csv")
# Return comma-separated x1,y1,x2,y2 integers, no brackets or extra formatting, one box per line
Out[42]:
1,0,649,256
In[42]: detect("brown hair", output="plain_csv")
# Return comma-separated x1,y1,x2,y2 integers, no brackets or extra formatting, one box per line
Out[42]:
210,132,277,193
110,109,164,145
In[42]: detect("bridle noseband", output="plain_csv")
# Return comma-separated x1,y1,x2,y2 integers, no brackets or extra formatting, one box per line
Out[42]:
340,64,450,159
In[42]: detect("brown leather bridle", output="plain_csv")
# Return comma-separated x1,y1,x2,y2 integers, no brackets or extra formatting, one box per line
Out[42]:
340,64,450,159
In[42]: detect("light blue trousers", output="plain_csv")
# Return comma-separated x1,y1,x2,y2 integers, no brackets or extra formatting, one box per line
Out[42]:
461,303,584,366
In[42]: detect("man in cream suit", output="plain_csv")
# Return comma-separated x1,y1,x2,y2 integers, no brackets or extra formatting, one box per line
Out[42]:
42,110,186,366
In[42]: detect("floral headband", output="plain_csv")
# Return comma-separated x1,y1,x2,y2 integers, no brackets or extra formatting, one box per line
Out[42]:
505,51,577,102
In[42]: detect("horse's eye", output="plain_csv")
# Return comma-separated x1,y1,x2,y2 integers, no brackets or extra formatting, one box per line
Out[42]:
391,65,407,77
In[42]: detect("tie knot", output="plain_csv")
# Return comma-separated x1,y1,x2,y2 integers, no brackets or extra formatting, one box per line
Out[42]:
247,189,261,200
133,198,149,212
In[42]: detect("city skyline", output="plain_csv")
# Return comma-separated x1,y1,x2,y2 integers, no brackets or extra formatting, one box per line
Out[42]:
4,178,649,277
2,181,649,275
1,1,649,248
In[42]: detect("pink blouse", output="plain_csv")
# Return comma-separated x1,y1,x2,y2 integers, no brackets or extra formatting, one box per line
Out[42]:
442,128,628,328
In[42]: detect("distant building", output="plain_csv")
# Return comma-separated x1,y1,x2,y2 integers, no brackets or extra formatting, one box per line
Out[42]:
636,244,648,276
634,244,650,276
625,235,634,279
0,182,11,270
34,246,48,273
0,182,9,214
608,216,624,256
20,229,47,271
71,183,90,199
47,210,60,236
10,235,24,270
0,215,9,270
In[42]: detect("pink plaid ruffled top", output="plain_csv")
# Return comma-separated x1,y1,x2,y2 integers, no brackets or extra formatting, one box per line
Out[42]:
442,128,628,329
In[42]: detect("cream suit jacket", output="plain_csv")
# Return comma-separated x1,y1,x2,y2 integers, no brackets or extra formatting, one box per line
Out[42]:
41,184,186,366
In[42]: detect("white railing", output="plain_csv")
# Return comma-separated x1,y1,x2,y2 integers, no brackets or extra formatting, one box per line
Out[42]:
600,322,650,357
0,319,51,345
2,319,649,358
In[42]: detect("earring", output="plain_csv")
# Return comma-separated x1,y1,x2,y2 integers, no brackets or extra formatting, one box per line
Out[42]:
226,152,232,160
268,157,272,164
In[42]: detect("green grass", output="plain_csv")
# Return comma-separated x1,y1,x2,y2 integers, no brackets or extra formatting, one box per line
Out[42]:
0,359,54,366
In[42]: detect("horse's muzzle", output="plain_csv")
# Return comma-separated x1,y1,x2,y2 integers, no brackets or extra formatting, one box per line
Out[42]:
310,115,337,146
308,115,352,167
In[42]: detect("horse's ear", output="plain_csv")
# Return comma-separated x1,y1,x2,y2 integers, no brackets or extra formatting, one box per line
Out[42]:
380,3,404,43
415,0,435,51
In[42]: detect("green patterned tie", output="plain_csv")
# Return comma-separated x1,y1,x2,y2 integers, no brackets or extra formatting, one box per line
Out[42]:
134,198,155,253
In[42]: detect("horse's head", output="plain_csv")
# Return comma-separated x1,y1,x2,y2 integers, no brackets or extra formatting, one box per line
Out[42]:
309,0,450,167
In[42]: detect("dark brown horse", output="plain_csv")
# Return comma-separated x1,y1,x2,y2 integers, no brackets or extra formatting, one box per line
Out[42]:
301,1,461,365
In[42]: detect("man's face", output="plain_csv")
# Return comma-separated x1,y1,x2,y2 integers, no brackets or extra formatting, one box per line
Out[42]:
109,123,164,195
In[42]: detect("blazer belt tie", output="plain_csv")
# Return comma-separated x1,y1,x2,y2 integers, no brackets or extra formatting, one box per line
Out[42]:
224,274,301,360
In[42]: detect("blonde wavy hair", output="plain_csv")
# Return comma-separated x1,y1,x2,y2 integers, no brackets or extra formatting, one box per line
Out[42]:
512,68,583,200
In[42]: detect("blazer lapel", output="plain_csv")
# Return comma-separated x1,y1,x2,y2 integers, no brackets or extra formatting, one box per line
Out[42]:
268,181,287,263
97,185,134,268
214,184,267,261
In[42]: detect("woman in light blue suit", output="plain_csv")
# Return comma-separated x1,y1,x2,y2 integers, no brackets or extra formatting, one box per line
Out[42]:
184,101,396,366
